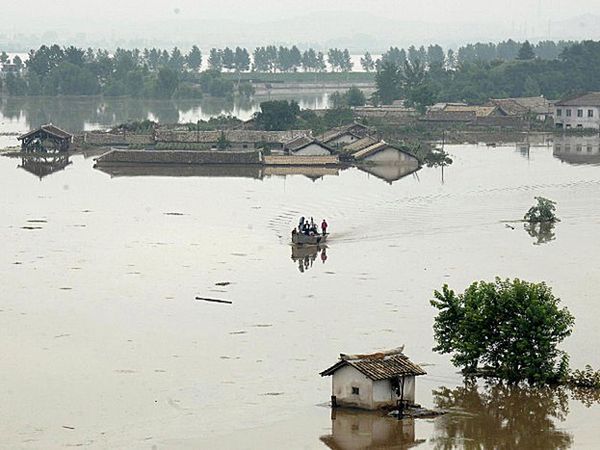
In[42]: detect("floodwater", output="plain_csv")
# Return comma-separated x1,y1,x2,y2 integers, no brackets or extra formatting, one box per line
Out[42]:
2,138,600,449
0,93,333,143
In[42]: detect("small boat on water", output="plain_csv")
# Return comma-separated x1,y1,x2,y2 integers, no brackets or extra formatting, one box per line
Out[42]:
292,232,328,246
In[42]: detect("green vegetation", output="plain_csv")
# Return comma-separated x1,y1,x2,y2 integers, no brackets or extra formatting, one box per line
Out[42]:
569,366,600,389
184,115,243,131
330,87,367,108
431,278,574,384
375,40,600,107
252,100,356,134
525,197,559,223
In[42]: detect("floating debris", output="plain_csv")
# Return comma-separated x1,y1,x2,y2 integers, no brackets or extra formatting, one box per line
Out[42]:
195,296,232,305
164,212,185,216
215,281,232,286
21,226,42,230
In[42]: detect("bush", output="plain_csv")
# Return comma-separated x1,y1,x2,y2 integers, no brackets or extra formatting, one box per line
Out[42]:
431,278,575,384
524,196,558,223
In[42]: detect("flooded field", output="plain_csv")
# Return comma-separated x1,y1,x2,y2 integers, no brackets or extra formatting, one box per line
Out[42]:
0,93,333,142
2,141,600,449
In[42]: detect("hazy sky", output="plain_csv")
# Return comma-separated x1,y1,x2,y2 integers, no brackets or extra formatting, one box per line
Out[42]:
3,0,600,49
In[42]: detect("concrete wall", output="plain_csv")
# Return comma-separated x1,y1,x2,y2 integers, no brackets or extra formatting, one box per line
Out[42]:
95,149,262,165
554,106,600,129
372,377,416,408
332,366,374,410
264,155,339,166
363,147,419,165
84,133,154,146
293,143,332,156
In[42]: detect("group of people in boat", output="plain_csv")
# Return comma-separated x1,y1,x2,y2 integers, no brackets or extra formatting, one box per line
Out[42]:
293,216,328,236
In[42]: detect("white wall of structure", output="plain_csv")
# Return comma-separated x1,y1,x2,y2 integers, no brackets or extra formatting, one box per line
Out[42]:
293,143,332,156
554,106,600,129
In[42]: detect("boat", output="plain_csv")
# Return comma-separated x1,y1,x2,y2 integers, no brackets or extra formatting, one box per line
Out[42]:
292,231,328,246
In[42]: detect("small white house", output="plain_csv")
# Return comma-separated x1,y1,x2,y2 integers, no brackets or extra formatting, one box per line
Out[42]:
320,348,426,411
353,141,420,166
554,92,600,130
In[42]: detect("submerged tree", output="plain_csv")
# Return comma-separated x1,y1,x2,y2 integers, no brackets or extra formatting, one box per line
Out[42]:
524,196,558,223
431,278,574,384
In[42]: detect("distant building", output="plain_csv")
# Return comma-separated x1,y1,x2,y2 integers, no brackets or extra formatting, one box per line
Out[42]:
320,348,426,411
318,123,373,147
554,92,600,130
18,124,73,153
487,96,552,121
284,135,333,156
553,135,600,165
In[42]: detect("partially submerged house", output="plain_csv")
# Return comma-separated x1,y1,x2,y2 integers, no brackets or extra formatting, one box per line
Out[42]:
320,348,426,410
487,96,552,121
554,92,600,130
352,141,419,166
18,124,73,153
318,123,373,147
284,135,334,156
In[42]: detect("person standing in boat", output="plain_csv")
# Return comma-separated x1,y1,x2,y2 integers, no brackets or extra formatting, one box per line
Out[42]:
299,216,305,232
321,219,328,235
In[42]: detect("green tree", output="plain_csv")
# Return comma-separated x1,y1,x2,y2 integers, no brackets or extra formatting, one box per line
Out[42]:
345,86,366,106
431,278,574,384
374,61,401,104
254,100,300,130
233,47,250,74
216,131,231,150
518,41,536,60
155,67,179,98
524,197,558,223
186,45,202,71
0,51,9,65
208,48,223,71
222,47,235,71
360,51,375,72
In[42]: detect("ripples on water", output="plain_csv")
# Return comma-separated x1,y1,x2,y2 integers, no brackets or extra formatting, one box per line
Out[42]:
2,142,600,448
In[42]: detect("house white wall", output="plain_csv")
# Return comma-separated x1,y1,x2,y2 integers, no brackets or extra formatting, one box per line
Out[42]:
554,135,600,156
331,366,417,410
332,365,374,409
363,147,419,165
554,106,600,129
293,143,331,156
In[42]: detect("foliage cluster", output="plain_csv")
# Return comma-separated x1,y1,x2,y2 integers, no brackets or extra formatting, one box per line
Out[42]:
431,278,575,385
568,366,600,389
330,86,367,108
524,196,559,223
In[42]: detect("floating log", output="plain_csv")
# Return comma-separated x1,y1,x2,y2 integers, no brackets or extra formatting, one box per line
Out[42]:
195,296,233,305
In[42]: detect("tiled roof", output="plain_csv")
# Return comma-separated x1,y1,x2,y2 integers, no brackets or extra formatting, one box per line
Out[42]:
18,124,73,141
320,351,426,380
443,105,499,117
555,92,600,107
489,97,551,115
285,135,314,151
318,122,371,144
353,141,417,161
342,135,379,153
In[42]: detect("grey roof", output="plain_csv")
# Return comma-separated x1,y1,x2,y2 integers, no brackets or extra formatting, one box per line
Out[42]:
489,97,551,115
318,122,372,144
18,124,73,141
555,92,600,107
285,135,315,152
342,135,379,153
320,351,426,380
353,141,419,162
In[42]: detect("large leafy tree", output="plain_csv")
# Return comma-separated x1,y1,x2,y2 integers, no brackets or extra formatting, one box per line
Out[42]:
374,61,401,104
431,278,574,384
518,40,536,60
254,100,300,130
186,45,202,71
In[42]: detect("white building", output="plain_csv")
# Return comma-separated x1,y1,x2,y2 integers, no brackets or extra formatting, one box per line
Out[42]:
353,141,420,166
554,92,600,130
320,348,426,411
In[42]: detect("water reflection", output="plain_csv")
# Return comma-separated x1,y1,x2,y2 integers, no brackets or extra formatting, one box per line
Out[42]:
18,153,71,179
291,245,328,273
553,135,600,165
432,384,572,450
524,221,556,246
320,408,425,450
358,164,420,184
94,163,342,181
0,93,333,134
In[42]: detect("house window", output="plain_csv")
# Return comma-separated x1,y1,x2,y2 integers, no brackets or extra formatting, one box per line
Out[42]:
556,109,562,117
589,110,595,118
351,387,360,395
577,124,583,128
577,109,583,117
587,145,593,153
566,109,572,117
577,144,583,152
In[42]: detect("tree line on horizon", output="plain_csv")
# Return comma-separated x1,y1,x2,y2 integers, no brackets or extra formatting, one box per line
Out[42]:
0,39,594,100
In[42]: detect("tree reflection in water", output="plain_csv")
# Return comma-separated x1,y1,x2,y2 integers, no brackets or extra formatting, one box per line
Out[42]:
432,383,572,450
524,221,556,246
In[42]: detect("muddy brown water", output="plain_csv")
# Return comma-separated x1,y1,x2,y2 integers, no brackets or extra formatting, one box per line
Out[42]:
2,140,600,449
